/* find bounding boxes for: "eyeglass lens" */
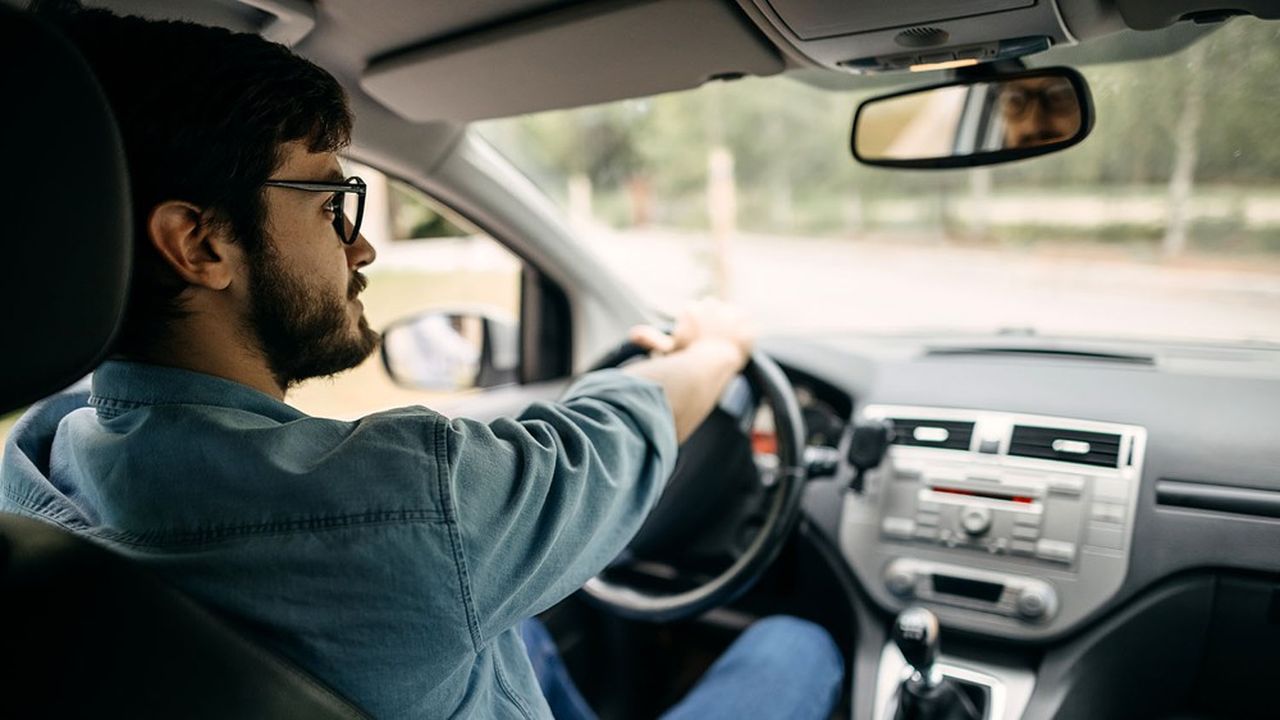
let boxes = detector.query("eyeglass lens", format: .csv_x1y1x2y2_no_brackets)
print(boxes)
334,188,364,245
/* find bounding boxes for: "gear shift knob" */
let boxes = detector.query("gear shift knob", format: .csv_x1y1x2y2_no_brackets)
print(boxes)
893,606,941,680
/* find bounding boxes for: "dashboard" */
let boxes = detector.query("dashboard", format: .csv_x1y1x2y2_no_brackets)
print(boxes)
763,332,1280,642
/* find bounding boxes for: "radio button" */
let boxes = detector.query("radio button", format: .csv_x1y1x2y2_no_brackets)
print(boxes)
1010,539,1036,556
914,526,939,541
882,517,916,540
1016,586,1056,620
1090,503,1125,523
960,507,992,536
1086,523,1124,550
1035,539,1077,564
1013,514,1042,530
1011,525,1039,540
1047,476,1084,496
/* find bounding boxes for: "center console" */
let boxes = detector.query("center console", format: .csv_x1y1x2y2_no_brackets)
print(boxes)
838,405,1147,640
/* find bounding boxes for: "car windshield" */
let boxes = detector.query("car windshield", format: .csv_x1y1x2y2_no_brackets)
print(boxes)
476,17,1280,345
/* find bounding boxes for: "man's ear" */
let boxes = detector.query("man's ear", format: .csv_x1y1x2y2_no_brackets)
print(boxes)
146,201,238,291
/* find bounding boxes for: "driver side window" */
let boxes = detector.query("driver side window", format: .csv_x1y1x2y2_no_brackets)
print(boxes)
288,160,524,419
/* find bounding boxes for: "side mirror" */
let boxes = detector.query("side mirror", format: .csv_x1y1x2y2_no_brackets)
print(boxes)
851,67,1094,169
381,309,518,392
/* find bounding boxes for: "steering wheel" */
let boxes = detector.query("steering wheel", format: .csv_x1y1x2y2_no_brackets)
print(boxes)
581,343,807,622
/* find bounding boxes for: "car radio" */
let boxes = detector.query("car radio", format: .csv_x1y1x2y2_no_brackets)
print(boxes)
838,405,1147,639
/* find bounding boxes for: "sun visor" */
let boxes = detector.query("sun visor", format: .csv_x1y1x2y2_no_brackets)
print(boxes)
1113,0,1280,29
360,0,785,122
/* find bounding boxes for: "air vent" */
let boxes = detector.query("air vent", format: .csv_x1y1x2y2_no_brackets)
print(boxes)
1009,426,1122,468
890,418,974,451
895,26,950,48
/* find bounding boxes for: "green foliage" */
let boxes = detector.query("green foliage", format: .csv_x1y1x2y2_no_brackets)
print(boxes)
476,17,1280,250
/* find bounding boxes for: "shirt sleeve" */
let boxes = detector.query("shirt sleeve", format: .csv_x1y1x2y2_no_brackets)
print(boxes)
444,369,677,644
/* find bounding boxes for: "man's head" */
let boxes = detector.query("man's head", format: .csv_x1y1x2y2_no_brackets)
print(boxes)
997,76,1082,150
39,4,378,391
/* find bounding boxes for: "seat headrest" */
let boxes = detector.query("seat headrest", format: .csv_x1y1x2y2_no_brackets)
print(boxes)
1,5,131,415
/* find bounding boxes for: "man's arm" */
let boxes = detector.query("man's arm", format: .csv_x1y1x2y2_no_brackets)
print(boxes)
622,298,755,443
621,339,744,443
445,299,752,641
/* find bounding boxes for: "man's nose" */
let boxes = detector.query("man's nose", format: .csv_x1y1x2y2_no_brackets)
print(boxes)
345,222,376,269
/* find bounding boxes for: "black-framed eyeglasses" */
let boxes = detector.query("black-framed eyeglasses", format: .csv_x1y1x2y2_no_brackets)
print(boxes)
998,81,1078,119
263,175,367,245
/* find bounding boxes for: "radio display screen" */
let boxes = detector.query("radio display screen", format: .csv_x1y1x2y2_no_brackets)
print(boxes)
932,574,1004,602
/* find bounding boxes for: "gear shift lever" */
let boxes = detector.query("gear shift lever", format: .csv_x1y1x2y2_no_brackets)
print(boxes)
893,606,943,688
891,607,982,720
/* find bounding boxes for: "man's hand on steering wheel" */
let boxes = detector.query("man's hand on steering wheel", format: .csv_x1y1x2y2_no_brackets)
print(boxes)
583,300,807,622
622,298,756,443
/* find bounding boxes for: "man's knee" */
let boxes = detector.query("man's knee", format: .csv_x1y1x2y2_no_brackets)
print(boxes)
738,615,845,684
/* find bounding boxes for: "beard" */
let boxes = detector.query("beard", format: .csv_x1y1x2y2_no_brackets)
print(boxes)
243,243,380,389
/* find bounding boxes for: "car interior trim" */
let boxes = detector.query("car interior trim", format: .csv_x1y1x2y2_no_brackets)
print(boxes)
1155,479,1280,520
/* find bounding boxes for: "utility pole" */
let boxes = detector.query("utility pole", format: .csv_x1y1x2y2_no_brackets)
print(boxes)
1163,41,1206,258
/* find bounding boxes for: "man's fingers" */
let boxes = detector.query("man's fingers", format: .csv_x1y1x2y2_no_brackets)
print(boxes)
629,325,677,354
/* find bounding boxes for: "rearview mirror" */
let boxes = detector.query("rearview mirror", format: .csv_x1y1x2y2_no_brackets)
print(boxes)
851,67,1093,169
381,309,518,392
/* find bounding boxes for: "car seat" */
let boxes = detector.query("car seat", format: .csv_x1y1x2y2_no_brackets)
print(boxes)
0,6,368,717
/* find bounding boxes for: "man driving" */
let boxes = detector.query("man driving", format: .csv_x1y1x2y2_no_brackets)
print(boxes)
1,5,842,719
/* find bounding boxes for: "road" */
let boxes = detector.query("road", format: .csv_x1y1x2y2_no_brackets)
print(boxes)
581,228,1280,343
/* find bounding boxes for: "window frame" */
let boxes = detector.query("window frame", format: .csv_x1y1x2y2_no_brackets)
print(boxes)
347,158,574,387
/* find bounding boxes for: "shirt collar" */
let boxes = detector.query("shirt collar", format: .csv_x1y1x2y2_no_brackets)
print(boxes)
89,360,307,422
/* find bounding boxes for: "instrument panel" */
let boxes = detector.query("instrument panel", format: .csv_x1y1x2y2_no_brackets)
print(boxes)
837,404,1147,639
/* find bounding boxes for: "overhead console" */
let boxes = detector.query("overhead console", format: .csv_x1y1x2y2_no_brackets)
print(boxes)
739,0,1084,72
838,404,1147,640
736,0,1280,73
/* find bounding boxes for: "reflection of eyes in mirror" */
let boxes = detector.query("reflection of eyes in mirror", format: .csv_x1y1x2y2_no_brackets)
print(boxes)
852,70,1088,166
995,77,1081,150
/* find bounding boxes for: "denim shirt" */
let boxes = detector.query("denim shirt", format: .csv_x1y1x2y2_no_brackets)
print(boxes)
0,360,677,719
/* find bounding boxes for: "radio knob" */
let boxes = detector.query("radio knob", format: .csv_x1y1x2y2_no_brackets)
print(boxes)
1016,585,1055,620
960,506,992,536
885,566,918,598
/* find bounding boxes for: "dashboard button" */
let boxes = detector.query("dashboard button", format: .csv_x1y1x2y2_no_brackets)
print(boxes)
1010,539,1036,556
1016,585,1056,620
882,517,916,540
1090,503,1125,523
1011,525,1039,540
1035,539,1076,563
1013,513,1042,528
1047,476,1084,496
1086,523,1124,550
914,525,939,541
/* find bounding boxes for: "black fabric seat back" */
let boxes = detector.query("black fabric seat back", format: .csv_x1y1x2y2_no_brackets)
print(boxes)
0,512,370,719
0,7,366,717
2,2,130,413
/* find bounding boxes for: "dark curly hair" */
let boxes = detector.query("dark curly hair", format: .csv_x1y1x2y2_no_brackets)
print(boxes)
32,1,353,357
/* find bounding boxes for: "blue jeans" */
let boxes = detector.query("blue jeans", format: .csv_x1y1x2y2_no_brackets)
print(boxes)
520,615,845,720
